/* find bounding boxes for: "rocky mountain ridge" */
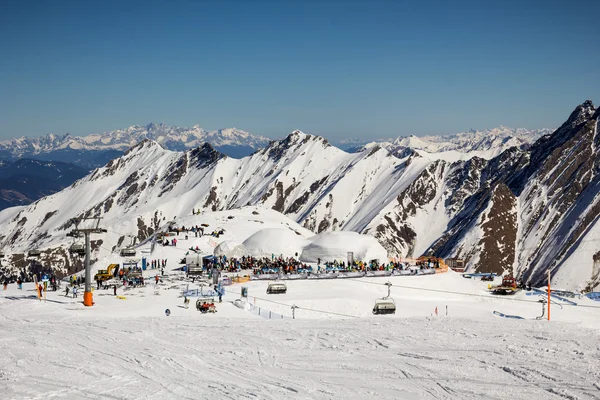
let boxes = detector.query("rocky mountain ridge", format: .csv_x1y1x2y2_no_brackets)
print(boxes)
0,102,597,291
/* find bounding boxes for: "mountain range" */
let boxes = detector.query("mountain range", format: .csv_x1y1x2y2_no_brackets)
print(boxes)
352,126,552,157
0,102,597,291
0,124,547,212
0,123,272,167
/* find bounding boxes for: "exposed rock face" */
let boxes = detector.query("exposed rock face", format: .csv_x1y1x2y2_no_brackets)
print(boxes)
477,184,517,275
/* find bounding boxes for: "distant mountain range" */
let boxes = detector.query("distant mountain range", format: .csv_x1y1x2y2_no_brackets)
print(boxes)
349,127,553,158
0,123,272,167
0,159,88,210
0,101,598,292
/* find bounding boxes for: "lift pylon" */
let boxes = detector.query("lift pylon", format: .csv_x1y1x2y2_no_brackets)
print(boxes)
68,218,107,306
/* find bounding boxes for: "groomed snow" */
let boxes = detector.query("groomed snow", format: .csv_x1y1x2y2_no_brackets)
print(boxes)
2,271,600,400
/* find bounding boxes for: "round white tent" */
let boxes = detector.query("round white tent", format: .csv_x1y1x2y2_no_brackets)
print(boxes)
242,228,310,258
300,231,388,263
213,240,248,258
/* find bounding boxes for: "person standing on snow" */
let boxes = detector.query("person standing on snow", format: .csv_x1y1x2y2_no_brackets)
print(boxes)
72,286,78,298
113,285,117,296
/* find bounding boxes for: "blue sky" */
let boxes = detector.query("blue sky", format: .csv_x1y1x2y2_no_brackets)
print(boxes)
1,0,599,141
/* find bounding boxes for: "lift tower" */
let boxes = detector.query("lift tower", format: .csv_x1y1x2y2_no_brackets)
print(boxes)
68,218,107,306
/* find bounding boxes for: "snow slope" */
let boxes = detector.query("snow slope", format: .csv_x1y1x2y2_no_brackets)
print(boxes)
1,268,600,399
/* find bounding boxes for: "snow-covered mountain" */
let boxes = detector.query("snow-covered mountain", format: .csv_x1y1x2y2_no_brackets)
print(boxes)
357,126,552,160
0,123,271,161
0,102,597,291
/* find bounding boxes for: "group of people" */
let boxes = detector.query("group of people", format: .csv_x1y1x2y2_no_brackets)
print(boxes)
167,224,206,237
199,254,444,276
150,259,167,269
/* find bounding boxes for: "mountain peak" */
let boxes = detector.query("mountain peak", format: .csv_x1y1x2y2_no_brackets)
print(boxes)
123,139,162,156
559,100,596,132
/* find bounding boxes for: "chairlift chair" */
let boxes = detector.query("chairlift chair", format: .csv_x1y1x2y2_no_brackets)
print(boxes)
372,298,396,315
120,247,137,257
28,249,41,258
373,281,395,315
69,242,85,256
266,282,287,294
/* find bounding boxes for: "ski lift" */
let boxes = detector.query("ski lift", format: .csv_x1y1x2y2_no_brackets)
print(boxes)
120,247,137,257
120,235,137,257
28,249,41,258
373,281,396,315
266,281,287,294
69,240,85,256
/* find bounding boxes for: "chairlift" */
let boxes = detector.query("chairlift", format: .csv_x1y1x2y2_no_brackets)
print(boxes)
28,249,41,258
69,242,85,256
372,298,396,315
120,247,137,257
120,235,137,257
266,281,287,294
372,281,396,315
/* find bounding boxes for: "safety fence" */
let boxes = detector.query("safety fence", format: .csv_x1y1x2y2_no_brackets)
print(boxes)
246,302,286,319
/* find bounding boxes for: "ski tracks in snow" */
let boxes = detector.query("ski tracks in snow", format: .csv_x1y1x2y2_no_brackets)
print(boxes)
1,314,600,399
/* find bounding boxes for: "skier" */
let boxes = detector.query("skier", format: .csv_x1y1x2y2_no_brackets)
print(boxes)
65,286,70,297
72,286,78,298
113,285,117,296
184,296,190,309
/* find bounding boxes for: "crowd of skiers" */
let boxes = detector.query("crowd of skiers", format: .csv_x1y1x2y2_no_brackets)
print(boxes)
201,254,443,275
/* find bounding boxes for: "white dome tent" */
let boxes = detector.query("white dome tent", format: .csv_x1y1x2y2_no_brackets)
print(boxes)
213,240,248,258
300,231,388,263
242,228,310,258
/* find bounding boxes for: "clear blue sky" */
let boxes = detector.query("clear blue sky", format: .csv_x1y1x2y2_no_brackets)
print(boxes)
1,0,599,141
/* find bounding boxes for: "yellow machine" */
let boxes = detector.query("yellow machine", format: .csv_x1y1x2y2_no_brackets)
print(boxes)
94,264,119,282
